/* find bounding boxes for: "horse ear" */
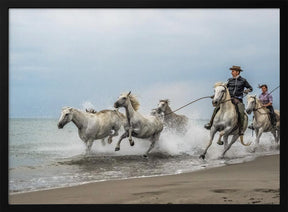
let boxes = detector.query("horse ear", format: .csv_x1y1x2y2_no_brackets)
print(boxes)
128,91,131,96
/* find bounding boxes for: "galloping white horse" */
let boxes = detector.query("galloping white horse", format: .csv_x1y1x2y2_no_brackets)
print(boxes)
246,95,280,150
157,99,189,134
57,107,126,154
114,92,164,157
200,82,251,159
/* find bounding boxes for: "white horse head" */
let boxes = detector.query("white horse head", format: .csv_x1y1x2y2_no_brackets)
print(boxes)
157,99,170,113
212,82,228,107
150,108,164,120
57,107,73,129
114,91,140,111
246,95,257,114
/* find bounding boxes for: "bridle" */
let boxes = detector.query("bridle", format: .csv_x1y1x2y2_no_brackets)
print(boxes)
250,96,269,115
214,85,228,106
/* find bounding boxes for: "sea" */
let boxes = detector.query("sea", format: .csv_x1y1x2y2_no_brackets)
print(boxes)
9,118,279,194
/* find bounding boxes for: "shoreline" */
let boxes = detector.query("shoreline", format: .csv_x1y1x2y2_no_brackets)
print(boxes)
9,154,280,204
10,153,260,196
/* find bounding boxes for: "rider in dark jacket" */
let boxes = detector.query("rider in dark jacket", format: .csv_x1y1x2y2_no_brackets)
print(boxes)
204,65,253,136
227,76,253,100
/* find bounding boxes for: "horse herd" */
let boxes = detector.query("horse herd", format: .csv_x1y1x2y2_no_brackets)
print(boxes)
57,82,280,159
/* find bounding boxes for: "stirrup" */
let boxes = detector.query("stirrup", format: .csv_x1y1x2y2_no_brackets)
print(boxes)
239,129,244,136
204,123,211,130
248,124,254,130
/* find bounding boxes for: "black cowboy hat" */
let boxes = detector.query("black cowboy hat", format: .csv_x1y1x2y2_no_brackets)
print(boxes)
229,65,243,72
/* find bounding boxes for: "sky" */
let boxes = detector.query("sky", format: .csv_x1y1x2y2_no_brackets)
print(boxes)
9,9,280,119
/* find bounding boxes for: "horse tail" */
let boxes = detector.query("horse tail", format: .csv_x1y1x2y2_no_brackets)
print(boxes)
274,110,280,122
239,135,252,146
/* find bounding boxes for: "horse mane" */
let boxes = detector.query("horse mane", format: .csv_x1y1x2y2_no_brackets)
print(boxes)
123,92,140,111
247,95,270,113
247,95,263,106
255,96,269,112
160,99,170,105
98,109,111,114
62,106,73,112
213,82,226,88
214,82,232,100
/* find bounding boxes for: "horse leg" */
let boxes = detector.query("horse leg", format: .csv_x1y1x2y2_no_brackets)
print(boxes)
276,129,280,143
217,133,224,145
101,139,106,146
253,128,263,152
217,126,233,145
221,134,239,158
223,135,229,149
108,129,119,144
271,129,278,145
144,133,160,157
199,127,217,160
86,139,94,155
115,131,129,151
144,140,155,158
128,127,134,146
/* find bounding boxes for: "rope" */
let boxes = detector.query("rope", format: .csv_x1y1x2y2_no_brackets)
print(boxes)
268,85,280,95
164,85,279,116
165,95,213,115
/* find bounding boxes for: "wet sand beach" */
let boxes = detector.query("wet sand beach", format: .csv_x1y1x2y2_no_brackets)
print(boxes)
9,154,279,204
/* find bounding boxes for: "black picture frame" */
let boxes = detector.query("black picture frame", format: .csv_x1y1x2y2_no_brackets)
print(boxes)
1,0,287,211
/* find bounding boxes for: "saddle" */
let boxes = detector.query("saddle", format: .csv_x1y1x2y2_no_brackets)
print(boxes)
231,98,248,133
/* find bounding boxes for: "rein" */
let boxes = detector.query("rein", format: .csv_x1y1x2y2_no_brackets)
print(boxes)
252,105,270,115
164,85,279,116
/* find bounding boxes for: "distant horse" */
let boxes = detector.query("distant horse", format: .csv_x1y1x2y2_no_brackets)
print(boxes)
114,92,164,157
200,82,251,159
150,108,164,121
57,107,126,154
246,95,280,151
157,99,188,134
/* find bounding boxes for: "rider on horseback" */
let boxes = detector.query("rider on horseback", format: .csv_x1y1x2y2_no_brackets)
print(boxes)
204,65,253,135
258,84,277,128
248,84,277,130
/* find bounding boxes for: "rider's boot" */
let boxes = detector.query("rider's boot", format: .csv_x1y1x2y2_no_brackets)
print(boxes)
248,123,254,130
204,106,219,130
271,115,277,130
239,126,244,136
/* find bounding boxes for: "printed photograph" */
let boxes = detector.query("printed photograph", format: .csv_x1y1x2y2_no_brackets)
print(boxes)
8,8,280,204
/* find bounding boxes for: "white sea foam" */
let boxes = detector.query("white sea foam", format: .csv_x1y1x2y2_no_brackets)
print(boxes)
9,117,279,194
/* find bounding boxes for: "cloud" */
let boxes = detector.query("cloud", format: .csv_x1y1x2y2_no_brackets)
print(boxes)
9,9,280,118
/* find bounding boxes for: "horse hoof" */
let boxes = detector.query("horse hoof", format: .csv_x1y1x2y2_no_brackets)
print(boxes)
199,154,205,160
217,141,224,145
115,147,120,151
130,142,135,146
143,154,148,158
